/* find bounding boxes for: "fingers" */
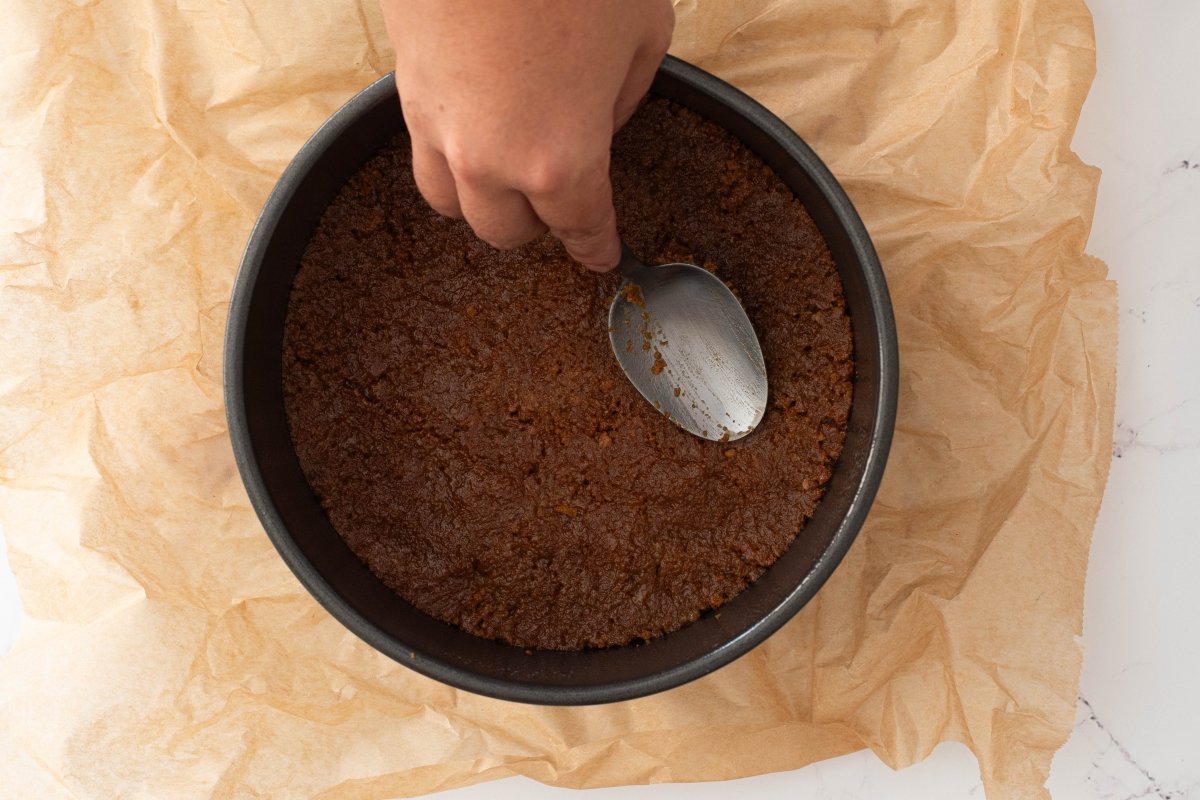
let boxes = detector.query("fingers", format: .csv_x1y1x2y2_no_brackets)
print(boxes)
417,137,615,266
526,158,621,272
408,110,622,269
415,135,548,252
411,137,462,218
614,4,674,131
612,50,663,133
455,179,548,251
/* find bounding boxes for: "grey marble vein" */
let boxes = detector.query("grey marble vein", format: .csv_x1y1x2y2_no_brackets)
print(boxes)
1112,399,1200,458
1162,159,1200,176
1078,696,1197,800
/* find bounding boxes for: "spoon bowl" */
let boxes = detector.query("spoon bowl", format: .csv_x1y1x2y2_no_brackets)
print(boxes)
608,245,768,441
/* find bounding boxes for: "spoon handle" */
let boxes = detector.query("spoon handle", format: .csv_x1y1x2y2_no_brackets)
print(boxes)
618,242,650,282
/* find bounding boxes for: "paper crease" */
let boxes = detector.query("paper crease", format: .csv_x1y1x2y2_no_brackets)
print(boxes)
0,0,1114,798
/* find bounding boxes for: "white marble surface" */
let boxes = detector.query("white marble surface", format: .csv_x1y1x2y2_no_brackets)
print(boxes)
1,0,1197,797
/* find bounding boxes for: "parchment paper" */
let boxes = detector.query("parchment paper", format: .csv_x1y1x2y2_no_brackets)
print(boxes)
0,0,1115,797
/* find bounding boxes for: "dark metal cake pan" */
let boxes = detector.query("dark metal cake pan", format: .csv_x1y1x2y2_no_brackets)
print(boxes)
224,55,898,705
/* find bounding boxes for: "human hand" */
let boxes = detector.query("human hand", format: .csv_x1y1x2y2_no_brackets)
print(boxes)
380,0,675,271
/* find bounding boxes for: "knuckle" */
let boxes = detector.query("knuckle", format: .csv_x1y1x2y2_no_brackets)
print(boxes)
560,220,610,244
556,203,616,242
442,141,489,184
524,149,607,198
524,158,571,197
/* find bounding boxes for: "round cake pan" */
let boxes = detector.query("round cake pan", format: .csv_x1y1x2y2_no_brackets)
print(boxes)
224,55,898,705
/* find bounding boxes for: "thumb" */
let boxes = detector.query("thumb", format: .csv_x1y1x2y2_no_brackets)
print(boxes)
527,162,622,272
556,203,621,272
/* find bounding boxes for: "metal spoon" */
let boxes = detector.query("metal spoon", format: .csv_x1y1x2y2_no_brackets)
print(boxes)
608,244,768,441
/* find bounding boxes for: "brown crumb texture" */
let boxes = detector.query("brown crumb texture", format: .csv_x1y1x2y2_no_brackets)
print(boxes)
650,349,667,375
282,98,854,651
622,283,646,308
